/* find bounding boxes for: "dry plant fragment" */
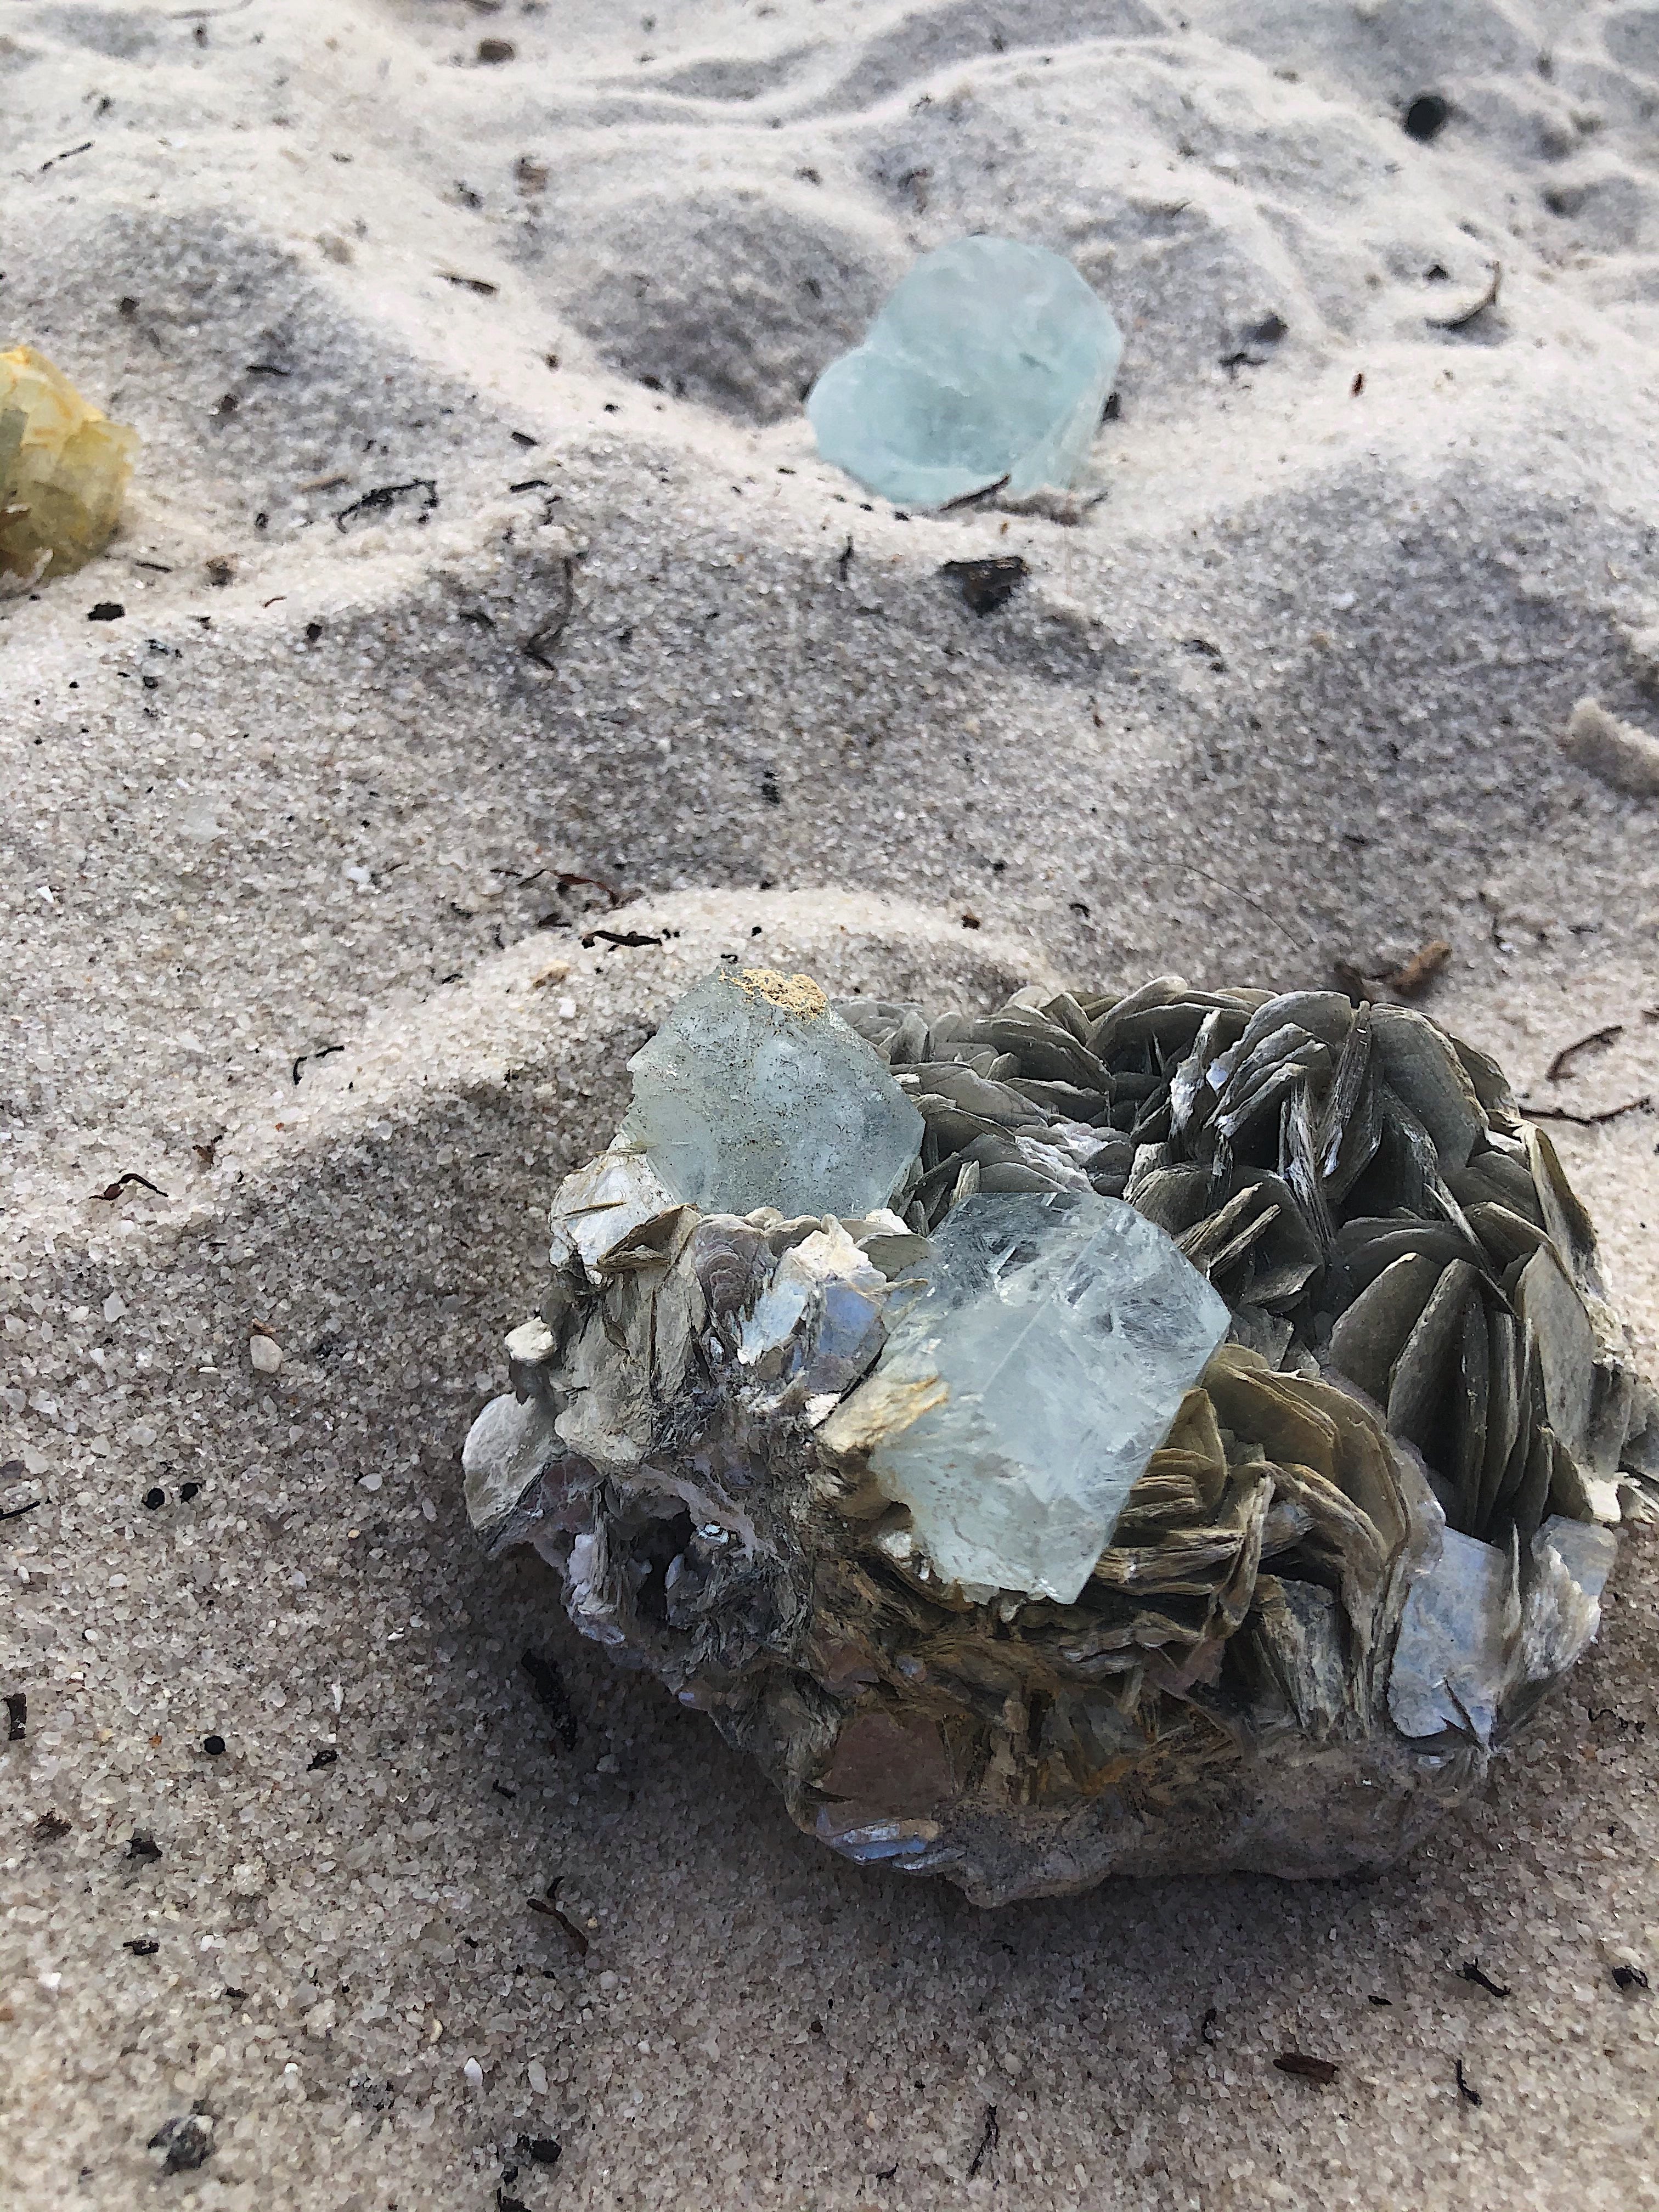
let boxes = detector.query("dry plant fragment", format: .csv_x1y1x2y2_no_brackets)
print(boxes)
0,345,137,586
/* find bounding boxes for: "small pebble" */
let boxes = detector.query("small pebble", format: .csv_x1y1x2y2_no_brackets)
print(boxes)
527,2059,548,2094
202,1734,226,1757
463,2056,484,2090
249,1334,283,1375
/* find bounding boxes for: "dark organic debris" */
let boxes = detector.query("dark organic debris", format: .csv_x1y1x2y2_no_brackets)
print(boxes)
1336,939,1452,1003
478,38,516,63
127,1831,162,1863
939,471,1012,511
125,1938,160,1956
520,1647,581,1748
33,1812,72,1844
1390,938,1453,997
1404,94,1451,142
202,1734,227,1757
522,558,575,669
148,2115,213,2174
527,1891,590,1956
966,2104,1000,2180
1523,1095,1652,1127
1429,263,1502,332
582,928,663,951
94,1172,166,1201
836,534,855,581
1460,1960,1511,1999
1274,2052,1339,2085
307,1746,338,1771
1547,1024,1623,1082
1200,2006,1219,2044
1221,314,1287,373
0,1497,43,1523
553,870,622,909
1612,1964,1650,1993
334,478,438,532
440,271,500,295
5,1692,25,1741
517,2135,562,2168
1455,2057,1482,2107
87,601,125,621
941,555,1028,615
1351,371,1365,397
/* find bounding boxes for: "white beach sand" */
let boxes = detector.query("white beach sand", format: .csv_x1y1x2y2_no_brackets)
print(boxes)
4,1,1659,2205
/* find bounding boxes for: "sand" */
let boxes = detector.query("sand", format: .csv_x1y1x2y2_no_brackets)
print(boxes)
4,0,1659,2205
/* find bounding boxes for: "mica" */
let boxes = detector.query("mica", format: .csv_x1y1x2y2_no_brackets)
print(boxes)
0,345,137,586
470,970,1649,1903
619,966,923,1221
805,237,1122,510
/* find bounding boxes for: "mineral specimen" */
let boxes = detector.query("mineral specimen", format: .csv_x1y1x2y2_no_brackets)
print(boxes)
826,1191,1229,1604
806,237,1123,510
466,969,1654,1903
0,346,137,587
618,965,923,1220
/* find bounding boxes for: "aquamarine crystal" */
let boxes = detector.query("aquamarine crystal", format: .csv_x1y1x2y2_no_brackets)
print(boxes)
619,967,923,1221
827,1190,1230,1603
806,237,1123,510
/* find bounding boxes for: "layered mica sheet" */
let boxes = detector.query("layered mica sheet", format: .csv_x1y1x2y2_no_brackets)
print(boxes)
466,972,1652,1903
0,345,136,586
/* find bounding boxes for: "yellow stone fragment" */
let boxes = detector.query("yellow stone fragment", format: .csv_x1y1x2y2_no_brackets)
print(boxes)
0,345,137,586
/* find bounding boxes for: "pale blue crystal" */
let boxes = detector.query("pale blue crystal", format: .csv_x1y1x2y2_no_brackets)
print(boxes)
619,967,923,1221
844,1190,1229,1604
806,236,1123,510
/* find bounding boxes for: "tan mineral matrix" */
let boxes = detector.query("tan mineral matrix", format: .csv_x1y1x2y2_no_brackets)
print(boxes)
0,345,136,586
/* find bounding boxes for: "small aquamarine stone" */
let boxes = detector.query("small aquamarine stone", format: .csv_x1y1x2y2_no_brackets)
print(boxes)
619,967,923,1221
806,236,1122,510
842,1190,1229,1603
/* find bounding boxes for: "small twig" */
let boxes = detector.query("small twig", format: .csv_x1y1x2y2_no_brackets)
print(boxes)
1429,261,1501,331
1455,2057,1482,2107
582,928,663,950
1523,1095,1652,1127
1546,1023,1623,1082
938,472,1011,513
966,2104,1000,2180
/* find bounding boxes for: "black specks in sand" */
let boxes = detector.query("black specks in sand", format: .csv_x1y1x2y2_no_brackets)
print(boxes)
1404,94,1451,142
941,556,1028,616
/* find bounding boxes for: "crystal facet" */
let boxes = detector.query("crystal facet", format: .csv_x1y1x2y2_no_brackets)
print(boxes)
823,1189,1232,1603
0,345,137,586
619,966,923,1221
806,236,1122,510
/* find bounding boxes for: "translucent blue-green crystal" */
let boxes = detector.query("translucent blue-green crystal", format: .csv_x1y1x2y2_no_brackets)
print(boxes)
806,236,1122,510
619,967,923,1221
854,1190,1229,1603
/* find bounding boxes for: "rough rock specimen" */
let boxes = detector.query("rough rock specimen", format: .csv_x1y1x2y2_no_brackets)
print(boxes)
806,237,1122,510
0,346,137,586
466,968,1654,1903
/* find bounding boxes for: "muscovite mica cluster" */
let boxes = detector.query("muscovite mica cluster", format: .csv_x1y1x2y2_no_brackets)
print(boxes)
466,966,1654,1903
